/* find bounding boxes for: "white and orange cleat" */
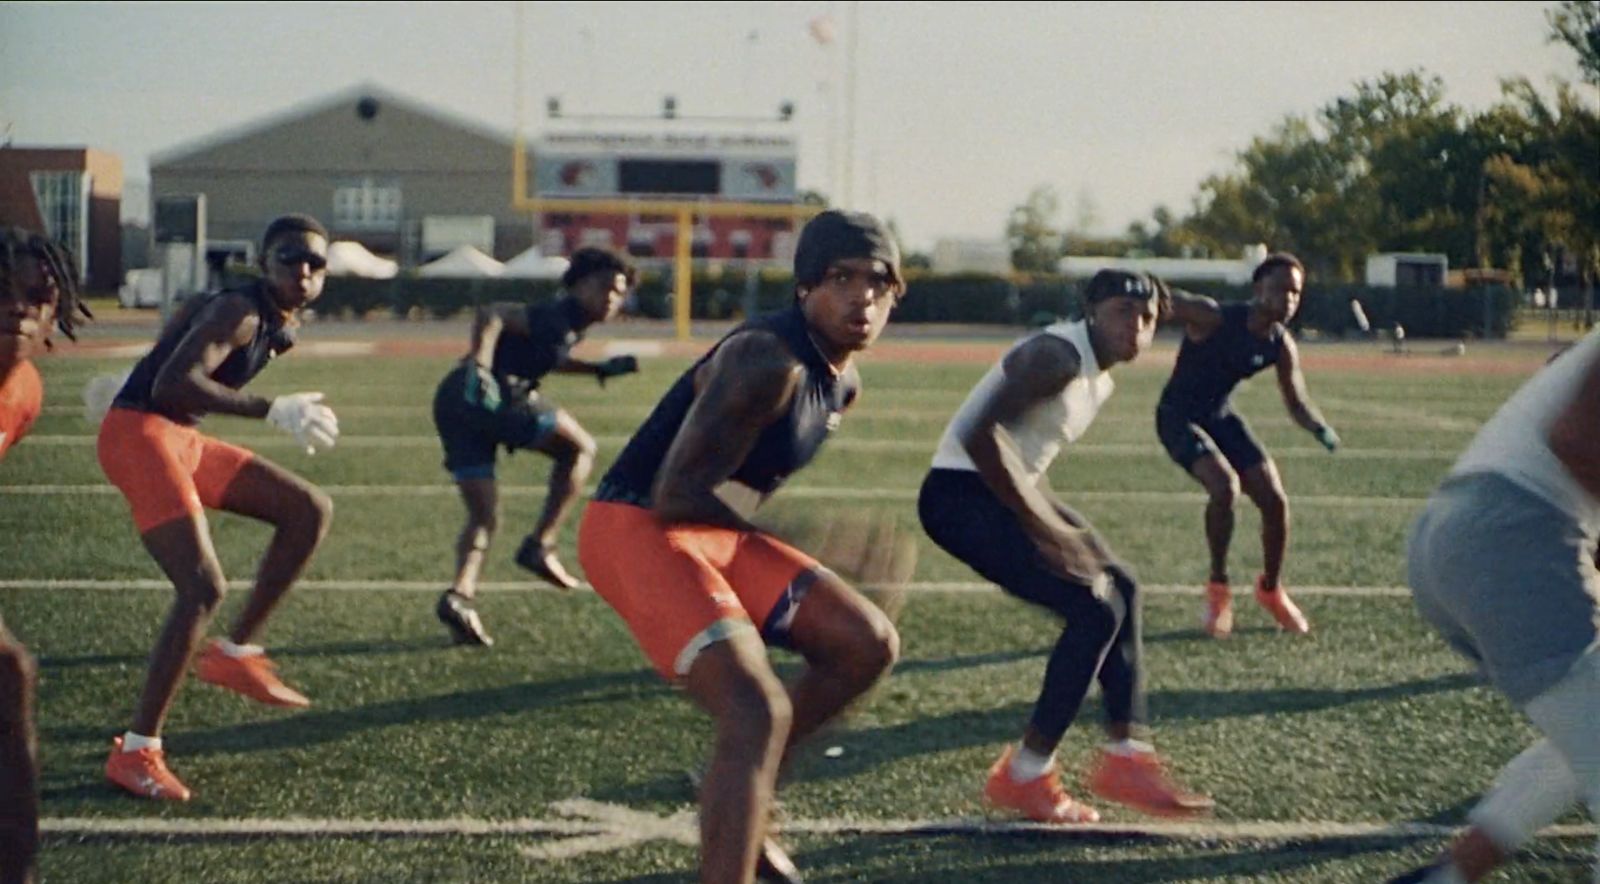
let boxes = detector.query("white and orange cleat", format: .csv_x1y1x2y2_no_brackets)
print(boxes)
1086,746,1213,818
105,736,192,801
195,640,311,708
983,746,1100,824
1201,580,1233,638
1254,576,1311,634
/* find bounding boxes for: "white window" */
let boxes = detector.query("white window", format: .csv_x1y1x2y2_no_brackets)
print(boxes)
540,229,566,255
29,171,90,280
579,227,614,247
333,179,402,230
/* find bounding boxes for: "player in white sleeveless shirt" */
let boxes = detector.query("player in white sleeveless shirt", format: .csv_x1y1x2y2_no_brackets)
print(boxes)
919,269,1212,824
1393,331,1600,883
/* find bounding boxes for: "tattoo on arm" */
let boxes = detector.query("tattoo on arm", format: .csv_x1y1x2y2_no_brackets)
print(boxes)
652,331,802,530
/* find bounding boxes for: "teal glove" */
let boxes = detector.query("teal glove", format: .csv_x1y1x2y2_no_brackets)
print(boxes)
1314,424,1340,452
463,362,502,411
595,355,639,387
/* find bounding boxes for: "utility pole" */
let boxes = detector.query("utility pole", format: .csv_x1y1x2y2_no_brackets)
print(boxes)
842,0,859,206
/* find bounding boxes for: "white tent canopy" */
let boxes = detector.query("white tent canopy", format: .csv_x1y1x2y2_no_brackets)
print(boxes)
326,241,398,279
417,245,504,278
500,247,570,280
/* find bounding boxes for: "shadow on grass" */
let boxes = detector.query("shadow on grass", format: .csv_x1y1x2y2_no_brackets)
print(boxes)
179,668,661,759
760,670,1479,786
37,636,447,673
1144,625,1283,644
883,648,1042,676
1150,671,1478,723
788,832,1436,883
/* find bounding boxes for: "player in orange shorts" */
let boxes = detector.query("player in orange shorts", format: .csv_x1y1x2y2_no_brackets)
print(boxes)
0,226,88,884
92,214,340,801
578,210,905,884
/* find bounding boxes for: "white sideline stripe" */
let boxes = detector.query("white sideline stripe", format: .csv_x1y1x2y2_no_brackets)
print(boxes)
1320,397,1481,432
86,342,375,359
0,484,1430,507
37,815,1598,842
600,341,662,357
16,435,1456,459
38,404,1485,429
0,578,1418,597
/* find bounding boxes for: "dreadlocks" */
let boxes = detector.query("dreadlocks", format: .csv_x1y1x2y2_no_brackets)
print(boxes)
0,226,92,345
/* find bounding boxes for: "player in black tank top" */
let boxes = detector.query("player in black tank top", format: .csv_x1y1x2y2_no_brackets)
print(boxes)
577,210,904,884
92,215,341,802
431,247,639,646
1157,253,1339,639
594,302,859,508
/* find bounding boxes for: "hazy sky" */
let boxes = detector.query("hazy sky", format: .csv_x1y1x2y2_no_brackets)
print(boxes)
0,1,1584,252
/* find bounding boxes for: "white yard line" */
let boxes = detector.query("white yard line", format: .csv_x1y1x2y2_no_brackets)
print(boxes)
16,434,1456,459
39,802,1597,846
37,404,1488,431
0,484,1430,507
0,578,1418,597
1318,397,1482,432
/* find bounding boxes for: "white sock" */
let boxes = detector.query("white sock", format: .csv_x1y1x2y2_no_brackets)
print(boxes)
121,731,161,752
1105,738,1154,757
1467,738,1578,852
215,638,264,658
1007,745,1055,782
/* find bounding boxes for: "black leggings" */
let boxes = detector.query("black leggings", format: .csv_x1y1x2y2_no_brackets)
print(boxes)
918,469,1145,747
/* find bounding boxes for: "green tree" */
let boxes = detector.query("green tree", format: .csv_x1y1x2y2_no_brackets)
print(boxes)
1480,76,1600,301
1006,185,1064,272
1548,0,1600,85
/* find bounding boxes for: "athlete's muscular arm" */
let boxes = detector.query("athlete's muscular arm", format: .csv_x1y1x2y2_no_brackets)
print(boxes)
960,334,1105,583
1165,287,1223,341
149,294,273,419
1548,343,1600,500
1273,332,1333,436
467,303,530,368
653,331,802,532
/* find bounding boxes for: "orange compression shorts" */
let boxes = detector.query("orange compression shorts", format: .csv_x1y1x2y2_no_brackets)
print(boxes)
97,407,255,533
577,499,825,680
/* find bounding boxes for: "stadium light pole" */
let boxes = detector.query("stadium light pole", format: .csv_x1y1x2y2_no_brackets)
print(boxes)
842,0,859,206
513,2,527,218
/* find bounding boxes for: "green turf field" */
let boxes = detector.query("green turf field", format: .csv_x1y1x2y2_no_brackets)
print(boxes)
2,335,1592,882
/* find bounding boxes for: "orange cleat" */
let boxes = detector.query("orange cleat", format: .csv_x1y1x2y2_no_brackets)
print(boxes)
195,640,310,708
1087,747,1213,818
105,736,192,801
1202,580,1233,638
983,747,1100,824
1254,576,1310,634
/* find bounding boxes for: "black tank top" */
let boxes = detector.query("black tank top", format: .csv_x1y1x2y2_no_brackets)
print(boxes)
1159,302,1284,415
595,305,859,507
493,296,588,391
113,284,295,425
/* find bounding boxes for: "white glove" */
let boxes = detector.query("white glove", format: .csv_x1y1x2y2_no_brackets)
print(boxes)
267,392,340,455
82,369,133,426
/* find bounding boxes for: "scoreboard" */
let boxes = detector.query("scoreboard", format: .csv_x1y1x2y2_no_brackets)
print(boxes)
534,132,797,203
